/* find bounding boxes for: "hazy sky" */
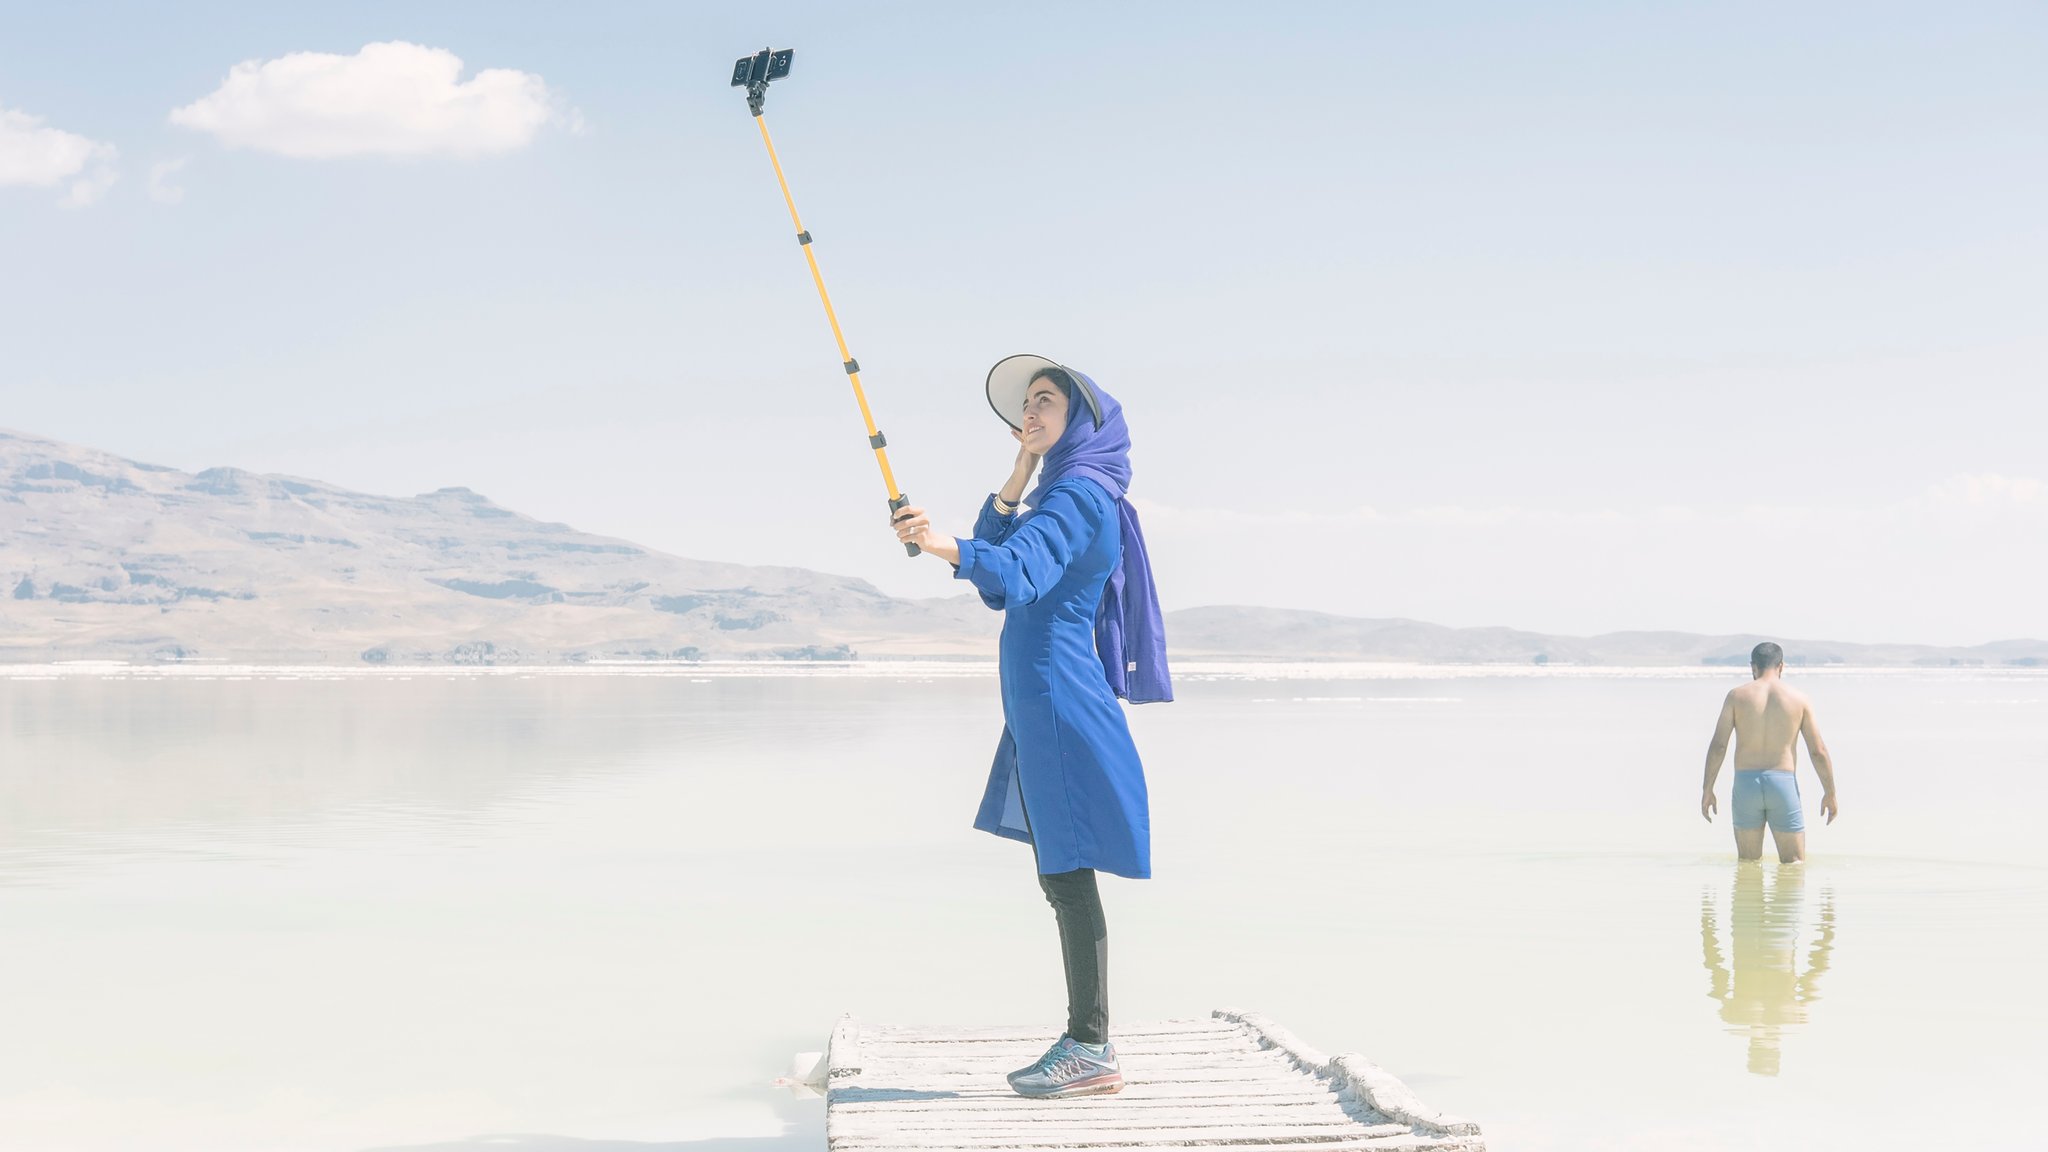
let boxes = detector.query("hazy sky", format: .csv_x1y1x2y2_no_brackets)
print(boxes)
4,2,2044,644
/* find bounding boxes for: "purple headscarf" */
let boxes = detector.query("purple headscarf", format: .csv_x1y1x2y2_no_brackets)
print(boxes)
1027,369,1173,704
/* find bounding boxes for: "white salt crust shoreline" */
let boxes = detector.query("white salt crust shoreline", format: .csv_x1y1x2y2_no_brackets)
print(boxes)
2,661,2044,682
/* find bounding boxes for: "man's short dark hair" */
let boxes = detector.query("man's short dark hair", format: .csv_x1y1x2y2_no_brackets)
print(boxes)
1751,642,1784,670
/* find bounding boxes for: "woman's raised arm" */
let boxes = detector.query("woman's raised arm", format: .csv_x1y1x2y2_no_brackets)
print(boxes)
951,481,1111,611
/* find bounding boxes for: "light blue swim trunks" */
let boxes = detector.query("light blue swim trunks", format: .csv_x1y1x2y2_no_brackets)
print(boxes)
1732,769,1804,833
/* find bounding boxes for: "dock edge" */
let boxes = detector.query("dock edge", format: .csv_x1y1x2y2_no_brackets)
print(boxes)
826,1012,863,1084
1214,1008,1483,1139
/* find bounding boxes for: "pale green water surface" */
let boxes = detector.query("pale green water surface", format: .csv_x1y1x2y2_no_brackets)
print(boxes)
1,665,2043,1151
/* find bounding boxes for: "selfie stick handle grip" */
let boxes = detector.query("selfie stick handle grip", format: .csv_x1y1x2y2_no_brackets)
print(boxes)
889,494,921,557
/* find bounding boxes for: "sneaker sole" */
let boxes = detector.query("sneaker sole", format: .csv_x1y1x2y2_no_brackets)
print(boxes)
1019,1072,1125,1099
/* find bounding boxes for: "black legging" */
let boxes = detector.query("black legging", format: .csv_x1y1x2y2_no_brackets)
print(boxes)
1037,868,1109,1045
1018,791,1109,1046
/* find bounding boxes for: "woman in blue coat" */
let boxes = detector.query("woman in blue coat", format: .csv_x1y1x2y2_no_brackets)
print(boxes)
891,354,1172,1099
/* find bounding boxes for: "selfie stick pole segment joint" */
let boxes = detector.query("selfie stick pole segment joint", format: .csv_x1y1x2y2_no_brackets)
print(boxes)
733,46,918,557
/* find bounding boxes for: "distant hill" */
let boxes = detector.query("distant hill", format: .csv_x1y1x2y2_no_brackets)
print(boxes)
1164,606,2048,668
0,428,993,664
4,428,2042,667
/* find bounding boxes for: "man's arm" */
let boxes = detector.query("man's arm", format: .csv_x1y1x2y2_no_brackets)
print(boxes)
1702,692,1736,821
1801,704,1839,824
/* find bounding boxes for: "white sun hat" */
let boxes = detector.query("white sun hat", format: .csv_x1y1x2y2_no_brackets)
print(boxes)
984,353,1103,432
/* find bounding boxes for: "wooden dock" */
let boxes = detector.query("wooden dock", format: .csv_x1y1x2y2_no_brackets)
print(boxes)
822,1009,1484,1150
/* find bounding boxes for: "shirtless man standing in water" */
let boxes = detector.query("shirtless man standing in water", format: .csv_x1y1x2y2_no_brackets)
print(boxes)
1700,643,1840,862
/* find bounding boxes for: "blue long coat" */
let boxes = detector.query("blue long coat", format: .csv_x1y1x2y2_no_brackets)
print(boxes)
953,478,1152,879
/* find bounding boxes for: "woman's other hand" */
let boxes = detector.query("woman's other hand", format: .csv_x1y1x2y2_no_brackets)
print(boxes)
890,505,961,564
1011,428,1041,482
999,429,1040,508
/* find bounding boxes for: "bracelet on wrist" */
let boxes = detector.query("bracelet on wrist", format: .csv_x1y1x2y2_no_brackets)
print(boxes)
992,494,1016,515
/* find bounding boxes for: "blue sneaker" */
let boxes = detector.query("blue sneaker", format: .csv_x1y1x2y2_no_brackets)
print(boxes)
1007,1034,1123,1098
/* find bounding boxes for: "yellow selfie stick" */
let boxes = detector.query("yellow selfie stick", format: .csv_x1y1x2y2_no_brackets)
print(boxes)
731,47,917,556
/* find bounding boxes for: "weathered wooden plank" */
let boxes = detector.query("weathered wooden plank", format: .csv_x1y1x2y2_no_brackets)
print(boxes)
866,1032,1246,1045
831,1083,1352,1106
830,1093,1355,1113
833,1134,1469,1151
830,1118,1383,1139
865,1036,1250,1050
823,1139,1466,1147
871,1028,1240,1037
861,1034,1247,1051
863,1039,1257,1057
830,1115,1399,1137
823,1106,1384,1131
863,1054,1308,1075
860,1024,1228,1045
854,1049,1295,1072
866,1022,1236,1042
852,1053,1310,1076
831,1127,1415,1148
827,1139,1458,1147
849,1067,1315,1088
823,1090,1351,1106
862,1049,1261,1065
863,1037,1275,1055
823,1123,1400,1139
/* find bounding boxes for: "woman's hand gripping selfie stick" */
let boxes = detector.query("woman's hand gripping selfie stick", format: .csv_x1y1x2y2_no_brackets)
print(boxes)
731,47,918,556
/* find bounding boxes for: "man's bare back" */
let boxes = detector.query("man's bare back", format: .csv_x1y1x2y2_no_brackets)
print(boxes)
1725,677,1813,772
1700,643,1840,862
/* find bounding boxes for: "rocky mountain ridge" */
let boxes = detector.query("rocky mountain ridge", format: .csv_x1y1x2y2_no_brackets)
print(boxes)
0,428,991,663
5,428,2042,667
1165,606,2048,668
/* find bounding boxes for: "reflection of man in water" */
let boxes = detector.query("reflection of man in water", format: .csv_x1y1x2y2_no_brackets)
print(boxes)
1701,864,1836,1075
1700,642,1840,862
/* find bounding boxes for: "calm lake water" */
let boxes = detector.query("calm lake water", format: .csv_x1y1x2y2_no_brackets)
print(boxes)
2,664,2044,1152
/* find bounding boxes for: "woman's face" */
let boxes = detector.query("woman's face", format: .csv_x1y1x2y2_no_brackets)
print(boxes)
1020,378,1068,453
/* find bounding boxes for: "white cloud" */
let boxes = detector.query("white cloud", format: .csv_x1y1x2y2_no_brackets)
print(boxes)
1921,473,2045,507
146,157,188,204
169,41,568,159
0,106,119,206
